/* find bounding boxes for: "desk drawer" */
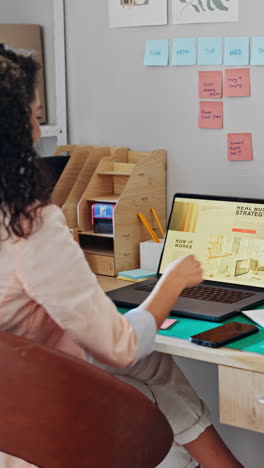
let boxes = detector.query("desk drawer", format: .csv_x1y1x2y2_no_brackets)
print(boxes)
84,253,115,276
219,366,264,433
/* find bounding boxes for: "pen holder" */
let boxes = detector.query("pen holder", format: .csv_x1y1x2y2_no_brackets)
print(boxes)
140,239,164,272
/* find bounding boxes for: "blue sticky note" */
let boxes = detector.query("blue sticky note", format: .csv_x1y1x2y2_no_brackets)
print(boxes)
251,37,264,65
198,37,222,65
144,39,169,66
172,38,196,66
224,37,250,66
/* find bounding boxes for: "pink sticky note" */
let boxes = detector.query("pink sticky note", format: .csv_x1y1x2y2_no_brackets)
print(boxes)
228,133,253,161
160,318,178,330
199,101,223,129
224,68,250,97
199,71,222,99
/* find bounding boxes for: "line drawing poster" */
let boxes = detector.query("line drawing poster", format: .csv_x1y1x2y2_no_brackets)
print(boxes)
109,0,167,28
172,0,238,24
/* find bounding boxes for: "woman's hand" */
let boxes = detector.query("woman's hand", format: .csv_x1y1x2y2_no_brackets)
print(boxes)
141,255,203,329
162,255,203,290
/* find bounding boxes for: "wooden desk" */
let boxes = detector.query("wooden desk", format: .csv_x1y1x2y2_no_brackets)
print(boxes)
97,275,264,434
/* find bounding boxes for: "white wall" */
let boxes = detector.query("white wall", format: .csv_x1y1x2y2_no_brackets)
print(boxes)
64,1,264,467
65,0,264,212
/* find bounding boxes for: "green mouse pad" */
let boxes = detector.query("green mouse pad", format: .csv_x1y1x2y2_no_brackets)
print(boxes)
118,305,264,355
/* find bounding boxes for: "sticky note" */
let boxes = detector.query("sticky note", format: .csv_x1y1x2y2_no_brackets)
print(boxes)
251,37,264,65
199,101,223,129
160,318,178,330
199,71,222,99
224,68,250,97
228,133,253,161
198,37,222,65
224,37,250,66
144,39,169,66
172,38,196,65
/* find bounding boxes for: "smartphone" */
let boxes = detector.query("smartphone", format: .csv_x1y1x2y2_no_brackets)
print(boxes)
189,322,259,348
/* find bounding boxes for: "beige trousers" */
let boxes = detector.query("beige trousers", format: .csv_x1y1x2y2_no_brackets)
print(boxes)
96,351,211,468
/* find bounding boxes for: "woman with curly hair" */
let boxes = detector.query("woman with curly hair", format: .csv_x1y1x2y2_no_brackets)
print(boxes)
0,44,244,468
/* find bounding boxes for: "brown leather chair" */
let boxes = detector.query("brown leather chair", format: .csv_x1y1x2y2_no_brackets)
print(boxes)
0,330,173,468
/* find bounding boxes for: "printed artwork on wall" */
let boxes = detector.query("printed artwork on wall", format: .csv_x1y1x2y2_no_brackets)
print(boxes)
172,0,238,24
109,0,167,28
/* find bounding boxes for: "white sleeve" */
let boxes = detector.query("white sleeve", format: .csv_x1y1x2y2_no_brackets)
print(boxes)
15,205,156,367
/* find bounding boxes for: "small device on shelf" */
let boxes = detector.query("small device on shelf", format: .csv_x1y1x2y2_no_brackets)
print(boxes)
91,203,116,234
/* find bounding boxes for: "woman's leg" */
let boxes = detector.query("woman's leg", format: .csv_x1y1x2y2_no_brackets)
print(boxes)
90,351,244,468
184,425,244,468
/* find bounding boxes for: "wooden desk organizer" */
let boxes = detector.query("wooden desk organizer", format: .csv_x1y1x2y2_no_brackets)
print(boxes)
53,146,166,276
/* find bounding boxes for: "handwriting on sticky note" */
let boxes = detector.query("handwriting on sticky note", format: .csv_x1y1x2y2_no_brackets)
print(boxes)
224,69,250,97
199,71,222,99
144,39,169,66
172,38,196,65
228,133,253,161
224,37,249,66
251,37,264,65
199,101,223,129
198,37,222,65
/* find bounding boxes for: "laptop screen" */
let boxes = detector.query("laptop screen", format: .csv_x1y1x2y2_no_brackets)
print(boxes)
159,194,264,289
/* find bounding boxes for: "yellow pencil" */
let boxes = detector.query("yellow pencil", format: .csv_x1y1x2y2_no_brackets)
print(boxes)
137,212,160,243
151,208,165,238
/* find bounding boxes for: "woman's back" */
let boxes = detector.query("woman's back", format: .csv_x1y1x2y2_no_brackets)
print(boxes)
0,205,84,357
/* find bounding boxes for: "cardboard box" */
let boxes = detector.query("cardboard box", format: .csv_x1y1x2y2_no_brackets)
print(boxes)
0,24,47,124
140,239,164,272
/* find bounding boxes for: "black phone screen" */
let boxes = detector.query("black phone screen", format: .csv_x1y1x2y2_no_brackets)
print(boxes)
190,321,258,348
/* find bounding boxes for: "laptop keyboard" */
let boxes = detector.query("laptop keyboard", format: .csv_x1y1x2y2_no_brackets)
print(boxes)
136,283,255,304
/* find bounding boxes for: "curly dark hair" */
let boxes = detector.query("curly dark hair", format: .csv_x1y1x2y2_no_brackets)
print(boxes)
0,43,51,240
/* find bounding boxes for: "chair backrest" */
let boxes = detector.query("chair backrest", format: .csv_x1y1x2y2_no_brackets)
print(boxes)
0,331,173,468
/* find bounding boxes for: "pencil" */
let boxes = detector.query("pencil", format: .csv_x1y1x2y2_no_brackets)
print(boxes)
137,212,160,243
151,208,165,238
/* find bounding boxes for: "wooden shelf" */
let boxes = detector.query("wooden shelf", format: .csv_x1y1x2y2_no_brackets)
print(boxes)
88,195,119,203
96,162,135,177
81,230,114,238
83,247,114,257
79,233,114,258
98,172,130,176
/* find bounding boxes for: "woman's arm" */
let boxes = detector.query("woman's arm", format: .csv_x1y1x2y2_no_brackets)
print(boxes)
142,256,203,328
15,205,156,368
15,205,202,368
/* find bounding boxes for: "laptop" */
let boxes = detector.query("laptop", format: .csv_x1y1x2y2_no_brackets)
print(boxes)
107,193,264,322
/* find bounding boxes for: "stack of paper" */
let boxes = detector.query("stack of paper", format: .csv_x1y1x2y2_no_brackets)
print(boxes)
242,309,264,329
117,268,156,282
